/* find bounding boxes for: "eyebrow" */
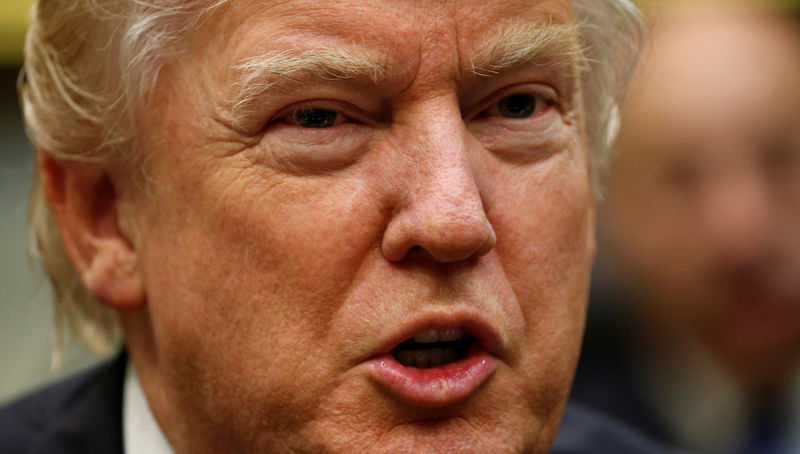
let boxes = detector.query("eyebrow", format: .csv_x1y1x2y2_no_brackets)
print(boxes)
469,22,585,77
227,22,583,116
229,47,387,113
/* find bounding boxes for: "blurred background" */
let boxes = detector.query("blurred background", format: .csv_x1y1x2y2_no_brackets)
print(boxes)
0,0,99,405
571,1,800,453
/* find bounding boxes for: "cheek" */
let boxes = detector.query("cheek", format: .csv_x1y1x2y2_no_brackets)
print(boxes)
134,165,385,445
488,155,595,411
492,157,594,318
141,164,373,330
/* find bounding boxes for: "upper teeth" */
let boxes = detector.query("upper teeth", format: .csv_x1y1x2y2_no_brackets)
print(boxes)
413,329,465,343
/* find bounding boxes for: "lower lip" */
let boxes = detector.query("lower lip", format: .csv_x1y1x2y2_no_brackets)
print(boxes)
367,346,497,407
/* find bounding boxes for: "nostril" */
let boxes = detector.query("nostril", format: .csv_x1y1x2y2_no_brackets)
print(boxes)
478,222,497,256
425,220,495,263
381,213,495,263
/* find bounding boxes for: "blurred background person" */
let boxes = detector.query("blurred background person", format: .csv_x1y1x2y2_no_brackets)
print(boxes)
571,1,800,453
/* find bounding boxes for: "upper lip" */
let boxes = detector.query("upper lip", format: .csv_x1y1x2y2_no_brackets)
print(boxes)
370,309,503,360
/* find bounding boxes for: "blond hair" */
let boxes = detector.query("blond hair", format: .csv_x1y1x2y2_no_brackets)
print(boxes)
21,0,644,357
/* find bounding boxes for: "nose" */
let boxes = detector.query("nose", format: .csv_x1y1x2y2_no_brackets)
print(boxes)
381,107,496,263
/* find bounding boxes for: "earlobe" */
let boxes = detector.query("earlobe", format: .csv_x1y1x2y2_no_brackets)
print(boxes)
38,152,145,310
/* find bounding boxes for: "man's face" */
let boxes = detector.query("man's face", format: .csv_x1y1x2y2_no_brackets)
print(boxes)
124,0,593,452
606,10,800,387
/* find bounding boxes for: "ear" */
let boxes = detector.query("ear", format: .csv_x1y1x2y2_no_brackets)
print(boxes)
38,152,145,310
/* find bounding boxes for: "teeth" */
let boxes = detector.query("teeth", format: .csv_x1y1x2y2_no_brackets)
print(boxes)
396,348,460,368
413,329,465,343
394,328,470,368
413,330,440,343
440,329,465,342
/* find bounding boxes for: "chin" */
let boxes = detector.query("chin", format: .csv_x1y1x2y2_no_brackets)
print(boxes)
290,376,563,454
301,418,551,454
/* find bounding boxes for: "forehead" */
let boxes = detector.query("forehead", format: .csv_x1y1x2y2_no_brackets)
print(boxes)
195,0,575,77
216,0,573,36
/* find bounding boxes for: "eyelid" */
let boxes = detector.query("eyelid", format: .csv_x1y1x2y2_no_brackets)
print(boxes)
466,84,559,121
285,107,347,128
269,100,370,128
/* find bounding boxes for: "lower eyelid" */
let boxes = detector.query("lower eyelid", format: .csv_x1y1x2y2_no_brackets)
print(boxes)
468,110,564,142
265,123,372,148
475,127,568,160
253,126,373,172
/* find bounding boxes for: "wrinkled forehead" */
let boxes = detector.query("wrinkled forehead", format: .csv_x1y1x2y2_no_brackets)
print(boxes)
189,0,579,82
207,0,575,43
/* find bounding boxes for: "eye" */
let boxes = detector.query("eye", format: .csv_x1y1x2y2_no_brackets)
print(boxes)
497,94,544,119
476,92,552,121
286,108,343,128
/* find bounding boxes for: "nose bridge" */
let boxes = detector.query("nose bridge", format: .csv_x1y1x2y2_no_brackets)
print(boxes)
412,109,483,217
381,98,496,263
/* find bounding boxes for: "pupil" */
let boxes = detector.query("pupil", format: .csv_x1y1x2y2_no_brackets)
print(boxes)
498,94,536,118
295,108,337,128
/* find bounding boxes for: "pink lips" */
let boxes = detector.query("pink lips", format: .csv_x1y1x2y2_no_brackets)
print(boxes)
368,345,497,407
366,317,501,407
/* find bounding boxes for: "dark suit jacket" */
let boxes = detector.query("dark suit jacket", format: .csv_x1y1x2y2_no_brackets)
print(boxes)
569,292,677,447
0,352,673,453
0,353,126,454
551,402,678,454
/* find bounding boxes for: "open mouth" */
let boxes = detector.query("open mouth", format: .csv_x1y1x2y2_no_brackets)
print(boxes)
391,329,473,368
369,321,499,406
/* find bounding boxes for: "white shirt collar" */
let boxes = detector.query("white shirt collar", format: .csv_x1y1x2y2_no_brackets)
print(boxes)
123,359,175,454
